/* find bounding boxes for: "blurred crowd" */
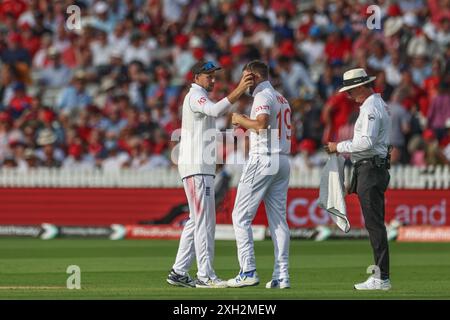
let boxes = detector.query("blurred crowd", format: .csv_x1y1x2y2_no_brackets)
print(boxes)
0,0,449,172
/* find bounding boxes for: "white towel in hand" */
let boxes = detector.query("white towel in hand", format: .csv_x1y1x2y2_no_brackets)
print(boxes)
318,154,350,233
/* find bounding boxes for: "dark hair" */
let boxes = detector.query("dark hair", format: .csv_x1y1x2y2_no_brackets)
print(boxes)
242,60,269,79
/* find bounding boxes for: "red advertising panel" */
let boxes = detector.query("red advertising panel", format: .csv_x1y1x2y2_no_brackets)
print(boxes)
0,188,448,228
247,189,449,228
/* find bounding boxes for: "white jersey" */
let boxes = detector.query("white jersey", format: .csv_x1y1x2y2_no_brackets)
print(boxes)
337,93,391,163
249,81,292,156
178,83,231,179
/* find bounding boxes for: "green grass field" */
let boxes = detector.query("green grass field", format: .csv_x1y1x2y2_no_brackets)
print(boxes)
0,239,449,299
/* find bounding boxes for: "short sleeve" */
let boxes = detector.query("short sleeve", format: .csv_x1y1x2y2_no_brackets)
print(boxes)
252,93,271,116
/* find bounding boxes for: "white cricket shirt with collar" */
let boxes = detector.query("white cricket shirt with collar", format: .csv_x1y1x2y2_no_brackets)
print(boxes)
336,93,391,163
178,83,231,179
249,80,292,156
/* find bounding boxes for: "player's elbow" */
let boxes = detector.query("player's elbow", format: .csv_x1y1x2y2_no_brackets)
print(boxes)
354,137,374,152
255,123,269,133
254,115,269,133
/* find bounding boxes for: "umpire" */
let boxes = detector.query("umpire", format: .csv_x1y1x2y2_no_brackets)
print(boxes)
325,68,392,291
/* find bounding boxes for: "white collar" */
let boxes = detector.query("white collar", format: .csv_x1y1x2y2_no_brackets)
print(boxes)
360,93,381,108
252,81,272,97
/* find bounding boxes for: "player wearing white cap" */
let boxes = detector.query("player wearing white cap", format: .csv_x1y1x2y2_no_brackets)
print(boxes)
167,60,253,288
227,60,292,289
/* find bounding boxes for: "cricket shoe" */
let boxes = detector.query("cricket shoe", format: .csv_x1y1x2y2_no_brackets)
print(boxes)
195,278,228,288
265,278,290,289
354,276,391,291
166,269,195,288
227,270,260,288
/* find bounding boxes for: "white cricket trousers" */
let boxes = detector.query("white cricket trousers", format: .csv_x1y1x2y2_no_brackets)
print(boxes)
172,174,217,281
232,154,290,280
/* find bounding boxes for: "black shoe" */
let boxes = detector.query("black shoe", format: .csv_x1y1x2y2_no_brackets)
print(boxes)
166,269,195,288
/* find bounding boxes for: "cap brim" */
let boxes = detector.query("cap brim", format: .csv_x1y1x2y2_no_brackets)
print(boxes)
201,66,222,74
338,76,376,92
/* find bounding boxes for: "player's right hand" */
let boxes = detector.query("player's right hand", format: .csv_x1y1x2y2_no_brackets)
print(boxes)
237,73,254,91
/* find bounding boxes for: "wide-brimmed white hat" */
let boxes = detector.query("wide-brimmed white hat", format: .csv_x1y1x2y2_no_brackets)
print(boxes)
384,17,403,37
338,68,376,92
37,129,56,146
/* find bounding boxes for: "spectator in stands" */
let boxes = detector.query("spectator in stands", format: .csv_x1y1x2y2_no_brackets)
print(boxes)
320,91,358,144
20,22,41,59
423,57,444,105
134,110,157,139
1,154,17,168
33,34,55,69
146,65,180,112
298,25,325,67
276,55,315,100
87,128,106,159
172,33,196,80
35,129,64,168
127,61,149,111
90,29,113,73
126,137,147,170
389,88,412,164
384,49,403,87
108,22,129,54
383,16,403,52
29,11,52,37
367,40,390,71
273,10,294,41
62,138,95,171
316,62,340,101
103,49,127,84
10,140,27,171
291,138,317,171
20,148,39,171
0,112,12,162
151,33,173,64
141,136,170,170
427,79,450,140
56,71,92,116
37,47,72,88
324,25,351,65
0,0,446,172
162,0,189,24
7,82,32,120
374,70,394,101
0,32,31,66
441,119,450,162
101,141,130,172
123,31,151,67
90,1,117,34
422,129,450,165
410,54,432,88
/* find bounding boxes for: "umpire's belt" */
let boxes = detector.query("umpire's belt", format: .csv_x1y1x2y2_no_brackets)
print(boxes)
354,155,388,169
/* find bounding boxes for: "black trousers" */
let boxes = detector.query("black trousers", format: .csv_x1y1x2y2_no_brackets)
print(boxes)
350,160,390,280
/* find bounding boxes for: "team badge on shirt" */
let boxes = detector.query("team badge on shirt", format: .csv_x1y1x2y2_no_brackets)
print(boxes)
198,97,207,105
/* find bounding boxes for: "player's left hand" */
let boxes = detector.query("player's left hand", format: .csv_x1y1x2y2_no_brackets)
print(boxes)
324,142,338,154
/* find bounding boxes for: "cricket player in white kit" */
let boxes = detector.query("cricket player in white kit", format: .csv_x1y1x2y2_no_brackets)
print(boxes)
227,60,292,289
167,60,253,288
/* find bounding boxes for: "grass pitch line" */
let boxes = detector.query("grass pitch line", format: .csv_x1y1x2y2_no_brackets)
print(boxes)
0,286,66,290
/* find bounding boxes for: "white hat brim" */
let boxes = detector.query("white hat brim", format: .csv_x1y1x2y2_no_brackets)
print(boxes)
338,76,376,93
